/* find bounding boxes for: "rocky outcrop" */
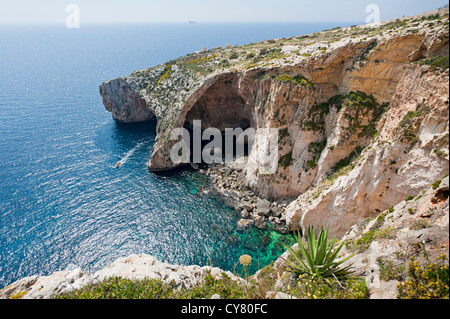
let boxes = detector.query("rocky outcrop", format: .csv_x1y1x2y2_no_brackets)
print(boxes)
259,175,449,299
100,63,206,170
0,254,242,299
100,77,154,123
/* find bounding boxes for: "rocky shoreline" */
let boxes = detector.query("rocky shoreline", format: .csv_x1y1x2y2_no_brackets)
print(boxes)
199,159,290,234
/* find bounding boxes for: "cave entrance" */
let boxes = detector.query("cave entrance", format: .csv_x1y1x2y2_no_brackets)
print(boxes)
184,76,255,165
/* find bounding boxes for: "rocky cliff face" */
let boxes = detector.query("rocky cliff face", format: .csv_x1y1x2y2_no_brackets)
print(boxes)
285,61,449,237
2,10,448,300
100,10,449,238
267,176,449,299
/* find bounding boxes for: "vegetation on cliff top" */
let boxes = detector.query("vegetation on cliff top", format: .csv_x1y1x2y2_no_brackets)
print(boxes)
133,9,448,81
56,273,263,299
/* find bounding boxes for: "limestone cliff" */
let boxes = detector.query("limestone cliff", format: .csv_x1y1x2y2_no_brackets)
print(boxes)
265,175,449,299
2,10,449,299
100,10,449,238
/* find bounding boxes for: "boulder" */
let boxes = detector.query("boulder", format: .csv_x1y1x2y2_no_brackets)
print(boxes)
270,206,282,218
256,199,271,216
239,200,254,212
270,222,288,234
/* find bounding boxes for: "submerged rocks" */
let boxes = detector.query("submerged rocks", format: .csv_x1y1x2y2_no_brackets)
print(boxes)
237,218,255,231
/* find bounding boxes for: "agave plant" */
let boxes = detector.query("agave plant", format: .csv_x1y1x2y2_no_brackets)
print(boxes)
281,226,354,278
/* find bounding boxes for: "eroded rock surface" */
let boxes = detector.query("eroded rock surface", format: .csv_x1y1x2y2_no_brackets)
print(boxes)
100,10,448,237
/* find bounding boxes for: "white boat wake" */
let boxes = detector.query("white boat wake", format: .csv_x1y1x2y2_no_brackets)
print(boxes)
115,141,146,168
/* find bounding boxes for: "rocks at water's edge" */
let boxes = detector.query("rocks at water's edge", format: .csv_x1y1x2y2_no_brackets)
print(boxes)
204,161,289,234
2,176,447,299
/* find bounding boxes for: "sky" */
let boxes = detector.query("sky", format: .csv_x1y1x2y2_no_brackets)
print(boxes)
0,0,447,24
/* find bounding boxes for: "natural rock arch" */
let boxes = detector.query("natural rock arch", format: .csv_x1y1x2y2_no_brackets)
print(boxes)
182,73,257,164
183,73,256,131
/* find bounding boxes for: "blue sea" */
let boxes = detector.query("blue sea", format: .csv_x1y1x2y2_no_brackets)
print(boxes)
0,22,356,288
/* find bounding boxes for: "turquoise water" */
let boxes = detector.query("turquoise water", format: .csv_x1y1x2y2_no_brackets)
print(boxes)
0,22,355,288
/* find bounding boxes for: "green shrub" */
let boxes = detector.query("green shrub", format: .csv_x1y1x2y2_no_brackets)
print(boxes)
229,52,239,60
342,92,386,138
278,128,290,141
410,219,430,230
432,179,442,190
180,272,252,299
397,254,449,299
281,226,354,278
375,211,388,228
56,277,179,299
353,231,374,252
221,59,231,67
290,275,369,299
396,105,429,145
292,75,315,90
278,151,293,169
275,74,291,83
155,64,173,84
275,74,315,90
346,223,396,253
9,291,27,299
399,108,429,128
329,146,364,175
304,140,327,171
246,53,255,59
377,257,406,282
56,273,259,299
305,160,318,170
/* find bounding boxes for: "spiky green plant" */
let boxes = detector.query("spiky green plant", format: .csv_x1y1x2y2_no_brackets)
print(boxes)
282,226,354,278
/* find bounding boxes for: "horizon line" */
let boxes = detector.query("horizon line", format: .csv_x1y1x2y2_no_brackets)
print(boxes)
0,20,365,26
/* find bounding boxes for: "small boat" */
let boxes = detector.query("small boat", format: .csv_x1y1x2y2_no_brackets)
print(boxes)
116,162,122,168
